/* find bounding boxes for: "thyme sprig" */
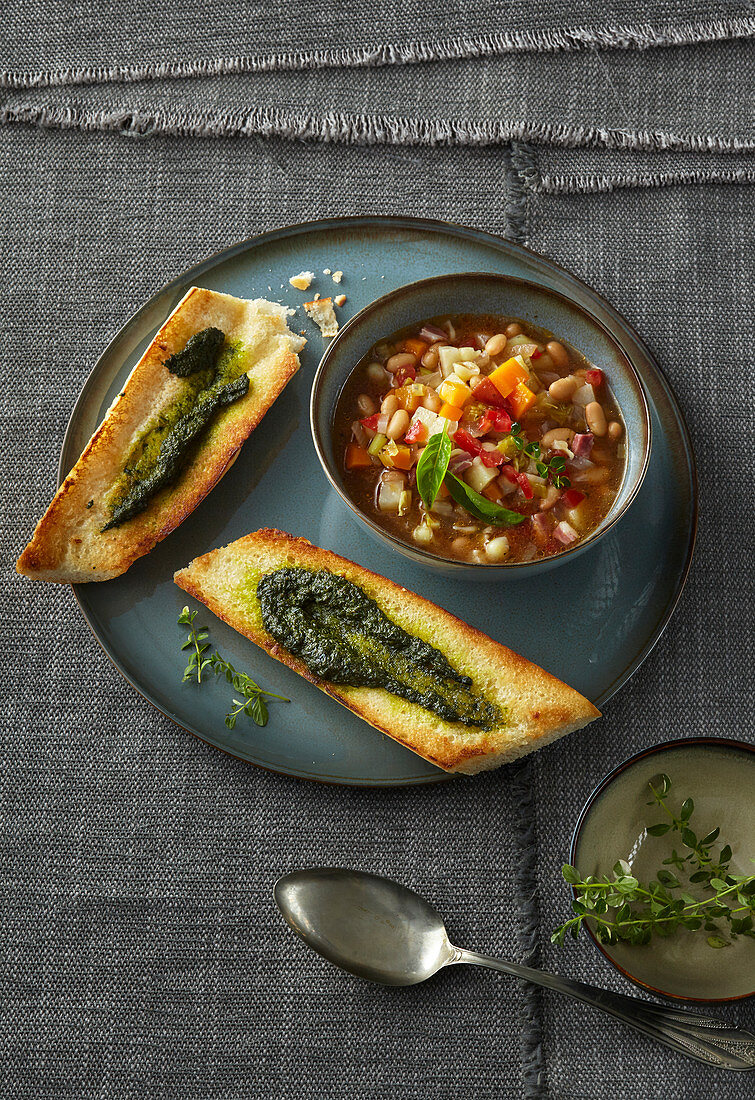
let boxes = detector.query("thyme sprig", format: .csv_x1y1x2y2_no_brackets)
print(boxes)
178,606,288,728
552,775,755,950
510,422,571,489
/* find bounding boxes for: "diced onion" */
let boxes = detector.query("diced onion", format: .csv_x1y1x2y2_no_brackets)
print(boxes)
351,420,368,447
465,462,498,494
418,324,447,341
413,524,434,543
573,383,596,406
554,521,579,545
454,361,481,383
377,477,405,511
376,414,390,434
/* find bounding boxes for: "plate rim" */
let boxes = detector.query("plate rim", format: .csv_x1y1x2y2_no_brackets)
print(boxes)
60,215,698,786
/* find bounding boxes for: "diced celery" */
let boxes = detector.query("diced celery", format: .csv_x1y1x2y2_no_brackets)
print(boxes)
367,433,388,456
379,440,400,467
497,436,519,459
398,490,412,517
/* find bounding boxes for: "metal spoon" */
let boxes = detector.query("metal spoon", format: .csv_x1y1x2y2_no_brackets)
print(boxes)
274,867,755,1071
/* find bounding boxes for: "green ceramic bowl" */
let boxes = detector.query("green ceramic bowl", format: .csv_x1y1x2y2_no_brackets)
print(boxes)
571,738,755,1002
311,272,651,578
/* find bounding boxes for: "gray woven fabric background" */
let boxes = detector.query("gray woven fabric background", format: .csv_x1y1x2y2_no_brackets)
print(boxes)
5,39,755,152
2,9,754,1099
4,0,754,83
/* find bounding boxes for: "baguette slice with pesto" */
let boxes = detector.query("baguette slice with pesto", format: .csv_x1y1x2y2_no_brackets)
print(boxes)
174,529,600,775
17,289,305,583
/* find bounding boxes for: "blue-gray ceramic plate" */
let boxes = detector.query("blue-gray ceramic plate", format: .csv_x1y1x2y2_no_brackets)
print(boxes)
61,217,697,786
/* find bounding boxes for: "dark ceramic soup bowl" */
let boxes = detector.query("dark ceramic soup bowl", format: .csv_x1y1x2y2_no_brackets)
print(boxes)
571,738,755,1002
311,272,651,577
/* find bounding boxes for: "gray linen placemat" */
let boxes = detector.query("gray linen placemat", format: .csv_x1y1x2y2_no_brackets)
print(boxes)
2,120,753,1099
4,1,754,86
5,38,755,153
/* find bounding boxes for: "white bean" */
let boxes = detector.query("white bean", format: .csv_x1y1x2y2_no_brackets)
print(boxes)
548,376,579,402
366,362,387,383
585,401,607,437
484,333,507,357
546,341,570,369
357,393,376,416
541,427,575,449
608,420,623,440
386,352,417,374
386,409,410,440
381,394,399,417
422,391,442,412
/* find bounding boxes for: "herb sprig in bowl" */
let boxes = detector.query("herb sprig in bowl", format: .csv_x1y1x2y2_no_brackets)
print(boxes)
553,775,755,950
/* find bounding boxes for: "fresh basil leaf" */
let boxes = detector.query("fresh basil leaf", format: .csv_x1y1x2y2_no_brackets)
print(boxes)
444,472,526,527
416,428,452,511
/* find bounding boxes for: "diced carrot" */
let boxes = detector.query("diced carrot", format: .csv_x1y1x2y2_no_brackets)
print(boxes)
488,357,529,398
436,480,450,500
345,443,372,469
390,446,414,470
393,385,425,413
438,377,473,408
482,483,502,502
508,382,537,419
379,443,413,470
439,402,464,421
402,337,429,358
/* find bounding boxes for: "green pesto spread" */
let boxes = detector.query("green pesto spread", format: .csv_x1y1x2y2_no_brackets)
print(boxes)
256,567,503,730
102,326,248,530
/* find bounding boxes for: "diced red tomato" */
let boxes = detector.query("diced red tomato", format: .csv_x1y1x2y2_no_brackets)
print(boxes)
360,413,380,430
453,430,503,468
471,378,509,409
517,472,534,499
585,368,604,388
501,464,519,484
530,349,542,359
477,408,513,434
404,419,426,444
393,364,417,387
562,489,586,508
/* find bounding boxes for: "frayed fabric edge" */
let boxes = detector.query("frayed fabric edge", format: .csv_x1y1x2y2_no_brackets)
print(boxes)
2,16,755,89
509,757,547,1099
535,167,755,193
2,101,754,156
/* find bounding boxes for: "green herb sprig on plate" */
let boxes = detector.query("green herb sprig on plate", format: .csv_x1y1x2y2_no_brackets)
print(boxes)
552,775,755,950
178,606,288,728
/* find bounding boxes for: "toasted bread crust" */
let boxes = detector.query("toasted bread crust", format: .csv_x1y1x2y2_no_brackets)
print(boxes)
174,529,600,774
17,290,304,583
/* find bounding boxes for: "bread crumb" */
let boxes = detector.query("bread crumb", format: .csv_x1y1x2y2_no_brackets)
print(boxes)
334,294,346,307
289,270,314,291
323,268,331,275
332,270,343,284
304,298,339,338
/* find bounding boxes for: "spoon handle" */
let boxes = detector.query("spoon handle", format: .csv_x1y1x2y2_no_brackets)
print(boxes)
454,949,755,1071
